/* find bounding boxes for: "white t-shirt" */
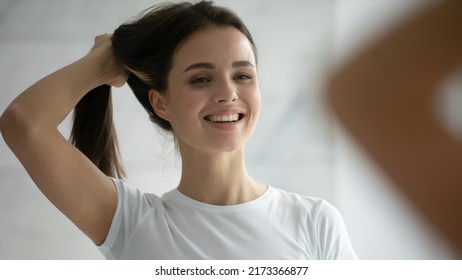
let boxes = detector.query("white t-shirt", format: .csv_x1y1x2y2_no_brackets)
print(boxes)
98,178,357,259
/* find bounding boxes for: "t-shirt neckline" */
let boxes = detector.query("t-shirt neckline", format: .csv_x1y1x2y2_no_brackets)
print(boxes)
167,185,273,213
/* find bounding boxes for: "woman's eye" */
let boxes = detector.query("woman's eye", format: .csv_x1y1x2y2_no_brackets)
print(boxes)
190,77,210,84
235,73,252,81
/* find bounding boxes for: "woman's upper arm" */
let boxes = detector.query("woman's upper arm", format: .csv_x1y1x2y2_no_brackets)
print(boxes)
1,106,117,245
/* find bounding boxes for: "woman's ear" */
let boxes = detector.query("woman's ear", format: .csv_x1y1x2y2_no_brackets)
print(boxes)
148,89,171,122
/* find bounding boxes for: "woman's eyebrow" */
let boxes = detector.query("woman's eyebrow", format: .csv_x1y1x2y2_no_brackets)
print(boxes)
183,62,214,72
183,61,255,73
232,61,255,68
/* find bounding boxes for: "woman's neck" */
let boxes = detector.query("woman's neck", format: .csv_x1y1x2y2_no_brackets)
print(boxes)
177,146,266,205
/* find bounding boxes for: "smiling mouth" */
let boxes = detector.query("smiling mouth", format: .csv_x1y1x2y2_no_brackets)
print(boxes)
204,113,245,123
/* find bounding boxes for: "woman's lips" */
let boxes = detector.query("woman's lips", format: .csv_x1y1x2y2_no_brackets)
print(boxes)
204,113,244,122
203,113,246,131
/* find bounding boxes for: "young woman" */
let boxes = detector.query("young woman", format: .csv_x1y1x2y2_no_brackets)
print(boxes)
1,1,357,259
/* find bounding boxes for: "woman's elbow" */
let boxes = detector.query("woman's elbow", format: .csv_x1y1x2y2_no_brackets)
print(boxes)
0,102,38,148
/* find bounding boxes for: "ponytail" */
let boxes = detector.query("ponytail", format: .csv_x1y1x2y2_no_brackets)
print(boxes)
69,85,125,178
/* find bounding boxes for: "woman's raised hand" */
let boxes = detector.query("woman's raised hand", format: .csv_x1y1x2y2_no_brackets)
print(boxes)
87,33,129,88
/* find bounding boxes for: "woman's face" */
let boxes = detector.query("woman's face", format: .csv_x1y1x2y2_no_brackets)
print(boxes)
157,26,260,153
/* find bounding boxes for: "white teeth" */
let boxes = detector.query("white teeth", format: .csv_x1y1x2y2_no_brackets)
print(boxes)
209,114,239,122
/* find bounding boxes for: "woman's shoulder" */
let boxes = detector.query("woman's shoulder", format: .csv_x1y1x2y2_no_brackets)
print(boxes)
110,178,163,209
269,186,324,206
269,186,341,219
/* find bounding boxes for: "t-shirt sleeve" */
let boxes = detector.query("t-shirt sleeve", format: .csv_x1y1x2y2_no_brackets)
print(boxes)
97,178,156,259
315,200,358,260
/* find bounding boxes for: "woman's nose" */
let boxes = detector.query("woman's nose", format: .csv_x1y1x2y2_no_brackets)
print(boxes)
213,80,238,103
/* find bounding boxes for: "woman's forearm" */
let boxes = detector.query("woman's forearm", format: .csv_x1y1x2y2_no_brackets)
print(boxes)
3,56,106,130
1,34,126,143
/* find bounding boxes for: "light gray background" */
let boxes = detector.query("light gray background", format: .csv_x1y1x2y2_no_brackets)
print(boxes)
0,0,460,259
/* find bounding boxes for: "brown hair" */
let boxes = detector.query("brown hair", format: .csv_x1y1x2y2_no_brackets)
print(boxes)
70,1,257,178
